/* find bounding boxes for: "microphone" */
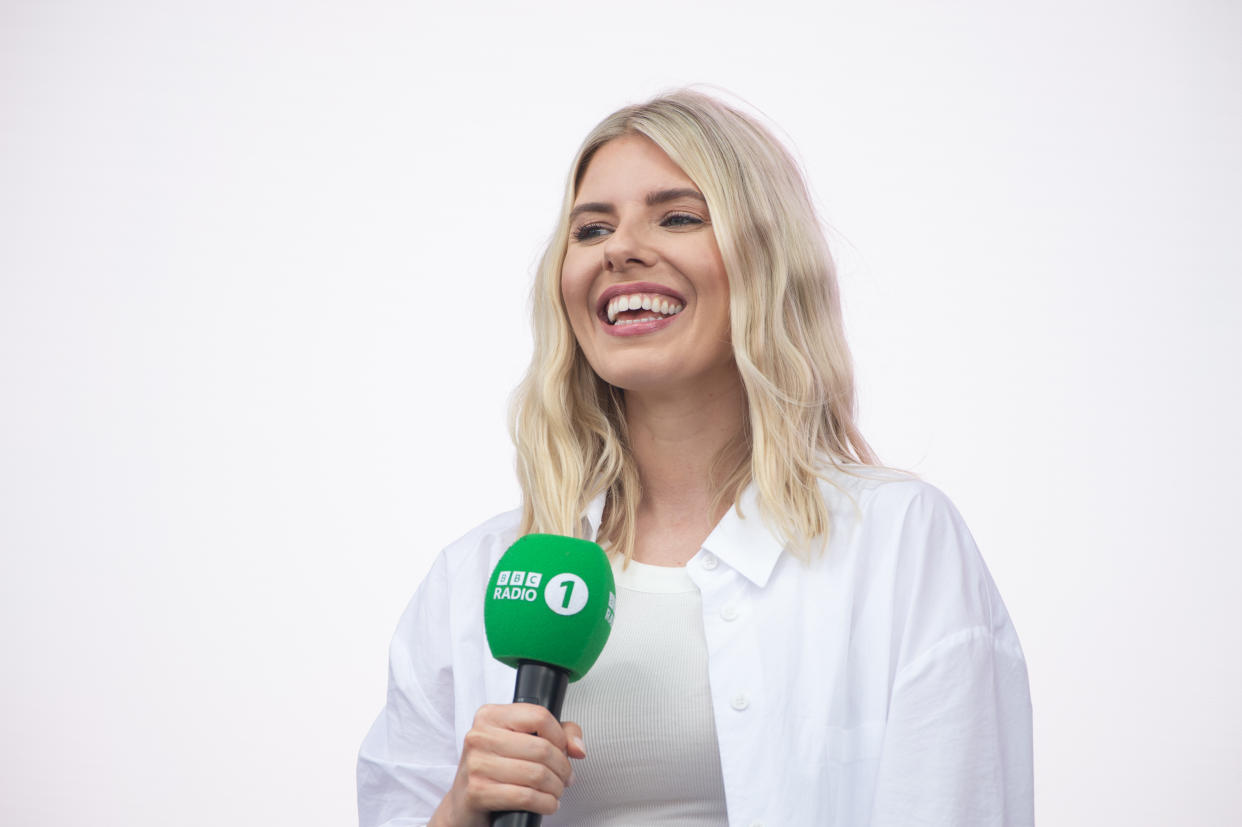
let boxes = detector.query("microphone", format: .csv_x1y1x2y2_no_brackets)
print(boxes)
484,534,616,827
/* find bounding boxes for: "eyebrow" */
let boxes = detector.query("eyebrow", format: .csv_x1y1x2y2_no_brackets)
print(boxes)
568,188,707,223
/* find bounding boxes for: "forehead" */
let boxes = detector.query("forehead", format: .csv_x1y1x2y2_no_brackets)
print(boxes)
575,134,697,201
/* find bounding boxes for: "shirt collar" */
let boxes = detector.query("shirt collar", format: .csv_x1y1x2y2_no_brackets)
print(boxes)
700,484,786,587
583,492,607,541
581,483,786,588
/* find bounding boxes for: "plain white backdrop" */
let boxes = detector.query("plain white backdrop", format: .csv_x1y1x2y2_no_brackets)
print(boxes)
2,1,1239,824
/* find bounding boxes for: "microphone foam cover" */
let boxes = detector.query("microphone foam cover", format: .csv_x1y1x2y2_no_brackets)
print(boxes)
484,534,616,682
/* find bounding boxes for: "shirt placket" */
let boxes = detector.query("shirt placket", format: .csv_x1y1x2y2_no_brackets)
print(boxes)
690,548,770,827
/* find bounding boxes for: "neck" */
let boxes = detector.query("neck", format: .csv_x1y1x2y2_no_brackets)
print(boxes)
621,366,748,562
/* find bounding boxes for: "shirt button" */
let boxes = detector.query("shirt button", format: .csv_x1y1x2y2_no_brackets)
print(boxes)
731,693,750,711
720,604,739,621
700,553,718,570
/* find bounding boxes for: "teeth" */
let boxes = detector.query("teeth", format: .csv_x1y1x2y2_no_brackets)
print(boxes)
605,293,683,323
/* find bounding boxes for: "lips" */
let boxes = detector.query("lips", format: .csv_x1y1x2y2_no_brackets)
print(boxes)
596,282,687,326
605,293,684,324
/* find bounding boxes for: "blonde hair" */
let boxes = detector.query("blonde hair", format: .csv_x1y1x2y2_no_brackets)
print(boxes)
510,89,876,559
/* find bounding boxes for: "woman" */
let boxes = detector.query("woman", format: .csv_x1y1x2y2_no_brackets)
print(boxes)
358,90,1033,826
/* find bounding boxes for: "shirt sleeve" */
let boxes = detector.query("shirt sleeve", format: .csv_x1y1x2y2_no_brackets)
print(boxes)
357,551,458,827
868,484,1035,826
869,627,1034,825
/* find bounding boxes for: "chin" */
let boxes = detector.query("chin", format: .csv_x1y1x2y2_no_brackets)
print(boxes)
585,354,681,392
592,370,665,394
595,365,721,397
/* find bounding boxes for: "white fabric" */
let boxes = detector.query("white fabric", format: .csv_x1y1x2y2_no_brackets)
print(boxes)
549,557,728,825
357,470,1034,827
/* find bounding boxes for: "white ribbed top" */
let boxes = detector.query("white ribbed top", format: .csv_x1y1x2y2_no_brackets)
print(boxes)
546,557,728,826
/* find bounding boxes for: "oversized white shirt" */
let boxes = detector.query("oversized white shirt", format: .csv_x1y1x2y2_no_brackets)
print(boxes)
357,471,1034,826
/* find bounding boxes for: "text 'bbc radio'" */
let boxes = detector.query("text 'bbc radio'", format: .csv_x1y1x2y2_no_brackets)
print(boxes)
493,570,542,602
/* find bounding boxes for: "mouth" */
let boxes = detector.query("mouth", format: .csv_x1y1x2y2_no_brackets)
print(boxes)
597,283,685,327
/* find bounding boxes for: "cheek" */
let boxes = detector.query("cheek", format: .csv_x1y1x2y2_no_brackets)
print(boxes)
681,248,730,314
559,264,592,338
703,261,733,338
559,254,585,304
705,247,729,294
562,248,600,303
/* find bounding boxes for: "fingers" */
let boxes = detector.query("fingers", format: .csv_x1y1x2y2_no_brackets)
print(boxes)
449,704,581,820
467,781,561,817
477,703,569,752
562,720,587,759
461,750,567,813
462,720,573,787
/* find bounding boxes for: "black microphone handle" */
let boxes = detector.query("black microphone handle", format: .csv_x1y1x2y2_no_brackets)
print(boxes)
512,660,570,718
490,662,571,827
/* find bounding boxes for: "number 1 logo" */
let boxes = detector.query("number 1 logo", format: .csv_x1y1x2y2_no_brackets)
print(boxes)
544,573,588,616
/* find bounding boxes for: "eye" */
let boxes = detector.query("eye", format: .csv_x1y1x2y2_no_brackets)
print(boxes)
572,222,610,242
661,212,704,228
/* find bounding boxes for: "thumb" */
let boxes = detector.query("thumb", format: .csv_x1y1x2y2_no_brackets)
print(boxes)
562,721,587,759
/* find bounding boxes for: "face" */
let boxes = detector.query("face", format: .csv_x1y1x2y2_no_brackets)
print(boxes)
561,134,734,397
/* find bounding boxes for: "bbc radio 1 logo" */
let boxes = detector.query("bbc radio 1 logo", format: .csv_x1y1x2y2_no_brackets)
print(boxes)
493,570,590,616
494,570,543,603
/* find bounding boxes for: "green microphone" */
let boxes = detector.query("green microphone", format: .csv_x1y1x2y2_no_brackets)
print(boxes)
484,534,616,827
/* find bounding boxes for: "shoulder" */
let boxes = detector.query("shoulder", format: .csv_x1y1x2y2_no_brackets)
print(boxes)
438,507,524,576
399,507,523,626
817,466,1021,656
818,465,967,536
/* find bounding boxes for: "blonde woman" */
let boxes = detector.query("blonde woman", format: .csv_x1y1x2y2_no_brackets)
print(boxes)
358,90,1033,826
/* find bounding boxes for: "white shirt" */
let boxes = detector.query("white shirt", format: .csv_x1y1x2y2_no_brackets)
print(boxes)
357,470,1034,826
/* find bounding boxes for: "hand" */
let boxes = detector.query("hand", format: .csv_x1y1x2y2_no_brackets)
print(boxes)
430,703,587,827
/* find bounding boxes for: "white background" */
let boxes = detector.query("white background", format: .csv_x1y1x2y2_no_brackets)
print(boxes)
2,1,1239,824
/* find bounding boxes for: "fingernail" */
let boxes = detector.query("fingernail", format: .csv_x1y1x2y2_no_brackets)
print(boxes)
571,735,586,755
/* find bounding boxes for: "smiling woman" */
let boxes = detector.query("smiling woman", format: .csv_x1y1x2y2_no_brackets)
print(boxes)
561,135,733,404
358,90,1034,827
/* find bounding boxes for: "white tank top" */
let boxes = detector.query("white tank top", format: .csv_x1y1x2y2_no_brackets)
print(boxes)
547,557,729,826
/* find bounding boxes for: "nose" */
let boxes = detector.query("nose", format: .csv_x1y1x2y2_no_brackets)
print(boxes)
602,221,655,272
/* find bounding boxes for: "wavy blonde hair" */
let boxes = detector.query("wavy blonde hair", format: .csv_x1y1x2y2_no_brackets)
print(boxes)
510,89,876,559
